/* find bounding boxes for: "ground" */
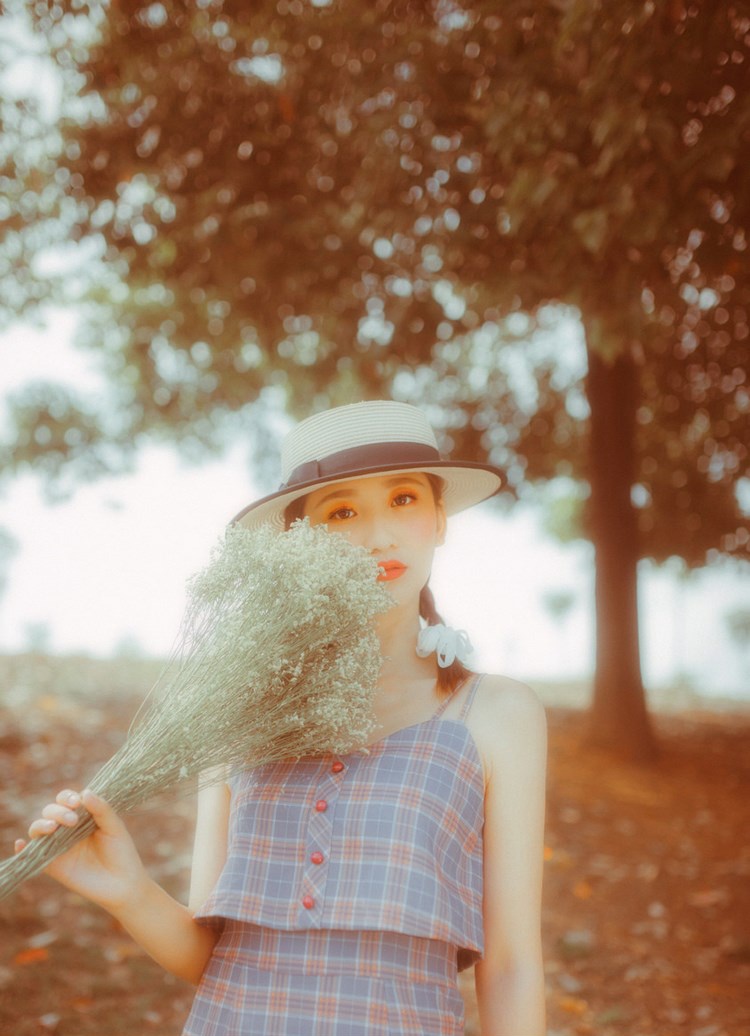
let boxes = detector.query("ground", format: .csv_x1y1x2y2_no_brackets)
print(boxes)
0,654,748,1036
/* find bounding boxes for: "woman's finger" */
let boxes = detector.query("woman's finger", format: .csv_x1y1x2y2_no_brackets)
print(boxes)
79,789,124,836
55,789,81,809
14,839,26,854
41,803,81,826
29,817,58,839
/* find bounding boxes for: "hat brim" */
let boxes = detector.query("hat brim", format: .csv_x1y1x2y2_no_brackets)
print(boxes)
231,461,503,531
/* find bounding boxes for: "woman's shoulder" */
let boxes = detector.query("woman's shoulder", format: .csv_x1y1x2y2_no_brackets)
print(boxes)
466,673,547,782
473,672,546,723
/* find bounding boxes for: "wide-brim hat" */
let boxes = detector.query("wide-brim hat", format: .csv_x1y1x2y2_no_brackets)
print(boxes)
231,400,504,531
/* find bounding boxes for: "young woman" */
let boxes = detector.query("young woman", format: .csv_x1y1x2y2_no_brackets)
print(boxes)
18,401,548,1036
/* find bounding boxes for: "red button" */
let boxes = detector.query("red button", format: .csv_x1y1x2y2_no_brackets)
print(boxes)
331,761,345,774
302,895,315,909
315,799,328,812
310,851,324,865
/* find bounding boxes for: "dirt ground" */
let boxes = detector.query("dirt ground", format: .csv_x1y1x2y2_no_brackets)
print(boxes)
0,654,748,1036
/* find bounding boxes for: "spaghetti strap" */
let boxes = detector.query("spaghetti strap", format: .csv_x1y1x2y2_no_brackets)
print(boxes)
433,672,483,720
458,673,484,721
432,679,464,719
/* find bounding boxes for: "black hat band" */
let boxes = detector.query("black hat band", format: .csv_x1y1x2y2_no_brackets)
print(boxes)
281,441,442,490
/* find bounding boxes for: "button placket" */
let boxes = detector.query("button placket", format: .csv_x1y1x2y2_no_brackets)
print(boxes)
298,759,344,924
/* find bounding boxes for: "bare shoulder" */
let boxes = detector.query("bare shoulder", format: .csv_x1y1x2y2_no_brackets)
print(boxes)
472,672,546,726
466,673,547,784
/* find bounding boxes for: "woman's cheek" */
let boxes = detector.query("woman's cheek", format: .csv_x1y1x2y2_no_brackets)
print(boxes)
409,512,443,541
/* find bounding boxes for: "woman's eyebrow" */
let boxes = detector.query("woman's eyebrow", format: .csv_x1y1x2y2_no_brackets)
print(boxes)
311,487,358,508
382,476,424,488
312,477,424,508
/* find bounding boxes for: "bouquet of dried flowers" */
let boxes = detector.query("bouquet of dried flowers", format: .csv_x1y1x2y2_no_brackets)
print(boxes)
0,519,390,901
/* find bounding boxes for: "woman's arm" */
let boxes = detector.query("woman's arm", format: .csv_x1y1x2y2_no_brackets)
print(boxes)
468,675,548,1036
189,779,232,911
108,861,220,985
19,783,231,985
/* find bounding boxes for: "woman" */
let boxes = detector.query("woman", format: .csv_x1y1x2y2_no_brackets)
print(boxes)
18,401,548,1035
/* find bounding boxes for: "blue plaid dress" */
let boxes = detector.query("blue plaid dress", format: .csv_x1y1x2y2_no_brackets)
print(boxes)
183,675,485,1035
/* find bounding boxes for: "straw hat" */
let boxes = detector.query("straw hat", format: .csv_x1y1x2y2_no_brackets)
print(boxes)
232,400,503,530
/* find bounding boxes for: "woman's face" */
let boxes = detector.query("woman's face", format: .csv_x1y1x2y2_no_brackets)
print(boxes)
302,473,446,606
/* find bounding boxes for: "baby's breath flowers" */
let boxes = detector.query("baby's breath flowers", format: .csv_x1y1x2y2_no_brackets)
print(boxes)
0,520,390,901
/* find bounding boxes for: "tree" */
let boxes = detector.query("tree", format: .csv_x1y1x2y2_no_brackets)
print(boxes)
2,0,749,757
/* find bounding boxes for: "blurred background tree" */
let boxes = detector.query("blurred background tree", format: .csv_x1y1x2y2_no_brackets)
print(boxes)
1,0,748,757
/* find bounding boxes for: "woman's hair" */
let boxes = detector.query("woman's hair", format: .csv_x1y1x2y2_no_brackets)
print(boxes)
421,475,473,695
284,494,307,529
284,473,472,695
418,581,473,695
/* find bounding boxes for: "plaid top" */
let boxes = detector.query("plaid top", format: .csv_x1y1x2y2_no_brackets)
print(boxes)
196,675,485,968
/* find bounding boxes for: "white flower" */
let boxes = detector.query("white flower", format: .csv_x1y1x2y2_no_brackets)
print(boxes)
1,517,391,902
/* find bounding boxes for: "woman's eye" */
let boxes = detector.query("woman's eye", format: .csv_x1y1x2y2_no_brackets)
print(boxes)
392,492,417,507
328,506,355,521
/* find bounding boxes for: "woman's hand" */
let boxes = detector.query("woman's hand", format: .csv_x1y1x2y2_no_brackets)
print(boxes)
15,788,146,914
16,788,222,984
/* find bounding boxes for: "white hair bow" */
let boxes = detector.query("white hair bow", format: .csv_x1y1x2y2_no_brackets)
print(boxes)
416,624,474,669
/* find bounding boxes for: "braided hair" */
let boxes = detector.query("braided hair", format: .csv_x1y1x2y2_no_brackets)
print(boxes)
418,581,473,695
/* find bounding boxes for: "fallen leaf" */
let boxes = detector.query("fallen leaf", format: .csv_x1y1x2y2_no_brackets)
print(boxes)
69,996,95,1012
29,929,58,949
559,995,589,1015
688,888,728,908
556,929,596,959
103,940,146,963
14,947,49,965
595,1004,630,1024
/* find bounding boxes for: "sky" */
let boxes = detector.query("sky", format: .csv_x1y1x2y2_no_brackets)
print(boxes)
3,314,750,701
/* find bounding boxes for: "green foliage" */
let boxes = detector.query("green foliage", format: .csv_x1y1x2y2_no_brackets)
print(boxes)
1,0,749,565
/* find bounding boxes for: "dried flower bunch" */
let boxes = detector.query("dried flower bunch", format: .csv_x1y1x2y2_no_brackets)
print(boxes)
0,519,390,901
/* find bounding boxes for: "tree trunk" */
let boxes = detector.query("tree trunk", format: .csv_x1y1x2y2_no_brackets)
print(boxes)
585,344,657,761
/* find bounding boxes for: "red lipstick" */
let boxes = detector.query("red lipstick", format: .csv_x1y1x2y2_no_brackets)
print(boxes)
377,561,407,582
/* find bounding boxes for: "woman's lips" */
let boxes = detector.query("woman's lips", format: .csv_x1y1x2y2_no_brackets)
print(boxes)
377,561,407,582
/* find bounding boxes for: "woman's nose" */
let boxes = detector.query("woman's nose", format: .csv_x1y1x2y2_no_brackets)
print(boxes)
359,515,396,552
